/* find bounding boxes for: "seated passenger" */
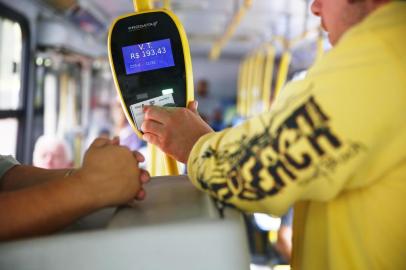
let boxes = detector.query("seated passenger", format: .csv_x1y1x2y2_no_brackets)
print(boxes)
33,135,73,169
0,137,150,241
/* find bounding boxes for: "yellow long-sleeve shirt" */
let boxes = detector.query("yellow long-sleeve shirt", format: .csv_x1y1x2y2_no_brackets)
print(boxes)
187,2,406,269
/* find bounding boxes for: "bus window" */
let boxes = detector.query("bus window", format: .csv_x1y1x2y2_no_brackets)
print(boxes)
0,118,18,155
0,15,23,156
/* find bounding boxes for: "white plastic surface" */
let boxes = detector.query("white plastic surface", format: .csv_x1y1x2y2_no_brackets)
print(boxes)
0,176,250,270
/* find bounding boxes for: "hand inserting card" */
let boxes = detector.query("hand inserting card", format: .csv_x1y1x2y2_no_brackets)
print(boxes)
129,94,176,131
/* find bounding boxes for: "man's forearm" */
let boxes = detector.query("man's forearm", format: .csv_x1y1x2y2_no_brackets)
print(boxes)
1,165,72,191
0,173,97,241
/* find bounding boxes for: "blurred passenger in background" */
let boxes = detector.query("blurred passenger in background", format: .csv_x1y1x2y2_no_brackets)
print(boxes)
98,128,111,139
195,79,222,128
111,98,144,151
210,108,226,132
33,135,73,170
274,208,293,264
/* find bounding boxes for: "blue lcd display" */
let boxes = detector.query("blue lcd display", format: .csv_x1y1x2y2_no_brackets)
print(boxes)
122,38,175,75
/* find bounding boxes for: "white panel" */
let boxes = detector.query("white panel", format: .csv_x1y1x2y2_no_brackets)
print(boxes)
0,176,250,270
178,12,228,36
85,0,132,17
37,18,106,57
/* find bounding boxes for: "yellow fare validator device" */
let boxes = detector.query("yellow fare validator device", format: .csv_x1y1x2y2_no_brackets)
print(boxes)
108,3,194,175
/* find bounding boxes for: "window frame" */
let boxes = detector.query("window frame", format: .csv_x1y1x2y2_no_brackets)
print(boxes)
0,2,30,161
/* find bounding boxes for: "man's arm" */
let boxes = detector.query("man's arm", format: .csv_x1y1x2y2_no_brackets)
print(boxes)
1,166,71,191
0,172,98,240
142,80,371,216
0,138,150,241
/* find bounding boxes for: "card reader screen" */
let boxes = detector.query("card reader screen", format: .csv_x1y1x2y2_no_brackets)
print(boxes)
122,39,175,75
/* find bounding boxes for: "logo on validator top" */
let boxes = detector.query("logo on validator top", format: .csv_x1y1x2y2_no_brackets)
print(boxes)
128,21,158,32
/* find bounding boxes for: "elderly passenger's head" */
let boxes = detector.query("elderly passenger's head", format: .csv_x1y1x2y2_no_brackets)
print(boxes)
33,136,73,169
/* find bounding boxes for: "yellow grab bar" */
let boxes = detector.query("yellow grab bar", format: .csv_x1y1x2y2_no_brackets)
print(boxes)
148,144,173,176
261,44,275,111
132,0,179,175
164,155,179,175
236,60,245,116
239,59,248,117
240,56,249,117
245,55,256,117
163,0,171,9
147,143,157,176
273,51,291,100
133,0,154,12
209,0,253,60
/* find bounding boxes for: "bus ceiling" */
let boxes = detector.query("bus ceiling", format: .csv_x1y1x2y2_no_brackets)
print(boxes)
29,0,321,60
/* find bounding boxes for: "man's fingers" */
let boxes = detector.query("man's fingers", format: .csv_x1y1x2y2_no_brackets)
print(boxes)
141,119,165,136
110,136,120,145
135,189,146,201
140,169,150,184
91,137,121,148
133,151,145,163
127,189,147,205
143,105,171,123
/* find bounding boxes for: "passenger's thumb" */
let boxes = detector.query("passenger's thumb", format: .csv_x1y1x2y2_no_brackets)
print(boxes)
187,101,199,114
110,136,120,146
91,137,110,148
187,100,199,114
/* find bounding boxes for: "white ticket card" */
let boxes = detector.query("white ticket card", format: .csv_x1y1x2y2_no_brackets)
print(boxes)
129,94,175,130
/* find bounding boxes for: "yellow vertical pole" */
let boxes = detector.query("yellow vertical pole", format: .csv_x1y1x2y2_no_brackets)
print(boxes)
248,52,261,117
132,0,179,175
164,155,179,175
240,58,249,117
252,50,265,115
261,44,275,111
133,0,153,12
148,145,168,176
163,0,171,9
236,60,245,116
147,143,156,177
240,57,248,117
70,75,82,167
148,144,157,176
246,55,255,117
243,56,250,117
273,50,292,100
